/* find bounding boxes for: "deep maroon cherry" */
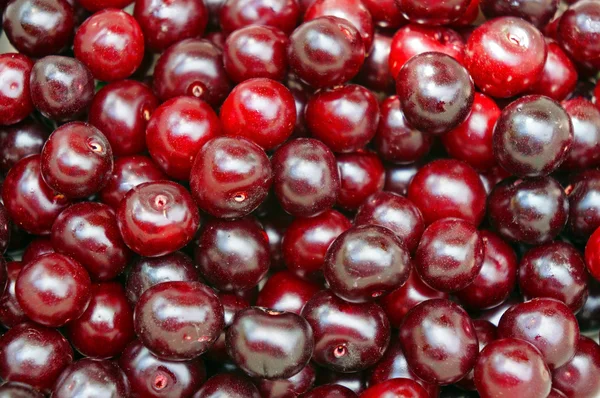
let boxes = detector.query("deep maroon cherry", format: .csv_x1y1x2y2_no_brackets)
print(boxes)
336,151,385,211
287,17,365,89
488,176,569,245
552,336,600,398
457,320,498,391
384,162,420,196
0,261,27,328
558,0,600,70
22,238,54,264
256,363,316,397
527,41,577,102
407,159,487,226
117,181,200,257
0,382,43,398
256,271,320,315
219,0,299,35
192,373,260,398
119,339,207,398
356,33,395,93
362,0,404,29
315,369,366,394
261,211,291,271
480,0,558,28
396,0,470,25
303,385,357,398
0,204,9,254
578,277,600,331
146,96,220,180
74,9,145,81
561,98,600,170
361,378,428,398
205,292,249,362
76,0,132,11
0,119,48,174
88,80,159,157
301,290,391,372
194,217,269,292
0,322,73,393
0,53,33,126
53,359,130,398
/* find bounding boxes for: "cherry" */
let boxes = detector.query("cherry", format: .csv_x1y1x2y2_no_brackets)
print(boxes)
316,369,366,394
0,261,27,328
119,339,207,397
488,176,569,245
480,0,558,28
77,0,131,11
301,290,390,373
558,0,600,70
53,359,130,398
22,238,54,264
578,277,600,331
303,385,357,398
0,119,48,174
361,378,428,398
192,373,260,398
336,152,385,211
194,217,269,292
362,0,404,29
396,0,471,25
256,271,321,315
0,53,33,126
474,338,552,398
451,0,480,26
527,41,578,102
585,226,600,281
287,17,365,89
552,336,600,398
464,17,547,98
219,0,299,35
356,33,395,93
457,320,498,391
561,98,600,170
256,363,316,397
407,159,487,226
146,96,220,180
205,292,249,362
74,9,144,81
220,78,296,150
262,212,291,271
117,181,200,257
2,0,74,57
0,383,43,398
0,204,9,254
384,162,420,197
223,25,289,83
88,80,159,157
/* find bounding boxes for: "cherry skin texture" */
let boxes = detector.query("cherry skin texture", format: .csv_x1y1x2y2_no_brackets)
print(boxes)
0,323,73,393
305,84,379,154
315,369,366,394
474,338,552,398
119,339,207,398
324,225,412,303
488,177,569,245
464,17,547,98
256,271,321,315
0,261,27,328
256,362,316,397
407,159,487,226
552,336,600,398
41,122,114,199
272,138,340,218
0,54,33,126
74,9,144,81
192,373,260,398
385,162,420,197
396,0,470,25
336,151,385,211
527,41,577,102
134,281,224,361
0,204,9,254
22,238,54,264
205,292,250,362
301,290,391,373
0,119,48,174
561,98,600,170
303,385,357,398
77,0,132,11
558,0,600,69
89,80,159,157
356,33,395,93
146,96,220,180
220,78,296,150
134,0,208,52
399,299,479,385
0,383,43,398
577,277,600,332
282,209,351,279
117,181,200,257
53,358,130,398
457,320,498,391
287,16,365,89
360,378,428,398
498,298,579,369
480,0,558,28
362,0,404,29
219,0,299,35
585,226,600,281
396,52,474,135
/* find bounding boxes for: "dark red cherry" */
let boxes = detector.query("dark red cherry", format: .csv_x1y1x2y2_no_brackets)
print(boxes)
407,159,487,226
0,382,43,398
262,212,291,271
356,33,395,93
22,238,54,264
0,53,33,126
474,338,552,398
577,277,600,331
287,16,365,89
146,96,220,180
119,339,207,397
272,138,340,217
488,176,569,245
0,119,48,174
0,322,73,393
361,378,428,398
0,204,9,254
88,80,159,157
480,0,558,28
219,0,299,35
527,41,578,102
464,17,547,98
205,292,249,362
396,0,471,25
117,181,200,257
561,98,600,170
53,358,130,398
552,336,600,398
301,290,391,372
585,226,600,281
192,373,260,398
498,298,579,369
303,385,357,398
315,369,366,394
0,261,27,328
336,151,385,211
40,122,113,199
362,0,404,29
134,281,224,360
384,162,420,197
558,0,600,70
256,271,320,315
256,363,316,398
456,320,498,391
77,0,132,11
74,9,144,81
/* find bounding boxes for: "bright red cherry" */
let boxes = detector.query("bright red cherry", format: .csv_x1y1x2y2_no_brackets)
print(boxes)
0,261,27,328
256,271,321,315
219,0,300,35
0,53,33,126
527,41,577,102
52,358,130,398
396,0,471,25
552,336,600,398
558,0,600,70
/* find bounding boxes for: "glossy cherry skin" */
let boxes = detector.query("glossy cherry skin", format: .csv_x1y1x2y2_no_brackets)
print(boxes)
219,0,299,35
40,122,113,199
117,181,200,257
324,225,411,303
74,9,144,81
315,369,366,394
585,226,600,280
360,378,428,398
256,362,316,397
0,204,9,254
488,177,569,245
287,16,365,89
119,339,207,398
0,119,48,174
356,33,395,93
153,39,232,106
558,1,600,69
498,298,579,369
396,0,470,25
89,80,159,157
399,298,478,385
146,96,220,180
407,159,487,226
552,336,600,398
22,238,54,264
578,277,600,331
561,98,600,170
362,0,404,29
193,373,260,398
455,230,518,311
220,78,296,150
272,138,340,218
205,292,249,362
0,261,27,328
303,385,357,398
0,383,43,398
223,25,288,83
194,217,269,292
301,290,391,373
306,85,379,154
256,271,321,315
66,282,135,358
134,0,208,52
336,152,385,211
0,54,33,126
51,202,132,281
98,155,167,210
527,41,577,102
384,162,420,196
456,320,498,391
53,358,130,398
134,281,224,360
480,0,558,28
2,0,74,57
464,17,547,98
474,338,552,398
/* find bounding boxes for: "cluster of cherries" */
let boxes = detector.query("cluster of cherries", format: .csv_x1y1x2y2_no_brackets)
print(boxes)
1,0,600,396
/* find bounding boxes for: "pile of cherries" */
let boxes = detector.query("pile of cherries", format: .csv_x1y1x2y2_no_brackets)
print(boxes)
1,0,600,396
